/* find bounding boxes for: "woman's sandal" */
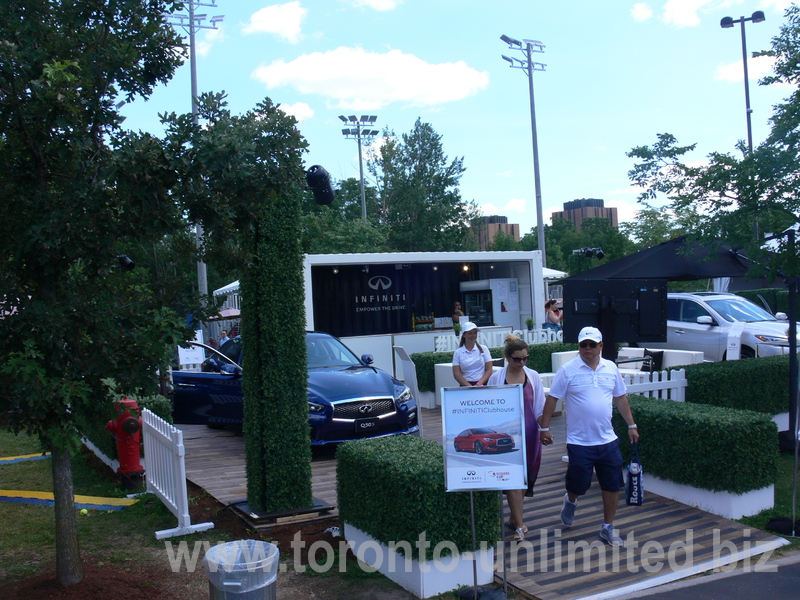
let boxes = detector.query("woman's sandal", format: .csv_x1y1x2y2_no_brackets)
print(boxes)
513,527,526,541
506,522,528,534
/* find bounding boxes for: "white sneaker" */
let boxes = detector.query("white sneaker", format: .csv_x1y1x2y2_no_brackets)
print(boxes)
560,493,576,526
600,524,623,547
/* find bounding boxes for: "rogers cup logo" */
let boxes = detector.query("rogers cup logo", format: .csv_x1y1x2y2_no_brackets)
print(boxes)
368,276,392,291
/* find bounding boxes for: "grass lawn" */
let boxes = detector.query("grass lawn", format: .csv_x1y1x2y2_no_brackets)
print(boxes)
0,428,239,584
739,452,800,551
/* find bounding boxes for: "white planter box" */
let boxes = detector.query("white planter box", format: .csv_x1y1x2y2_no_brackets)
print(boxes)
772,411,789,432
343,523,494,599
645,474,773,519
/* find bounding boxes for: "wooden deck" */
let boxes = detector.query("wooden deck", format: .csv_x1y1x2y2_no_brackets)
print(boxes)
179,409,787,600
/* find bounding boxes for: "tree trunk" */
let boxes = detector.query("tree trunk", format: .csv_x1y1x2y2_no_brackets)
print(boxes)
50,443,83,586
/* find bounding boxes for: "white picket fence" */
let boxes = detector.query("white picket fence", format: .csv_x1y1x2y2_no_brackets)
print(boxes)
141,408,214,539
540,368,688,403
623,368,687,402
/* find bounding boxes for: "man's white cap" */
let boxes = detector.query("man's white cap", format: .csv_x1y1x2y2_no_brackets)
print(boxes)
462,322,478,333
578,326,602,343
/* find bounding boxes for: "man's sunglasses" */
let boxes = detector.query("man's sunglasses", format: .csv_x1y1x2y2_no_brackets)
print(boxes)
510,355,529,363
579,341,599,349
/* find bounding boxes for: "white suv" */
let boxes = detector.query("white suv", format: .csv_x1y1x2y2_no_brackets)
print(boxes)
645,292,795,361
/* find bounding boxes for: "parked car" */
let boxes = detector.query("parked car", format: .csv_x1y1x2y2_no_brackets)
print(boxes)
453,428,515,454
171,332,419,444
644,292,797,361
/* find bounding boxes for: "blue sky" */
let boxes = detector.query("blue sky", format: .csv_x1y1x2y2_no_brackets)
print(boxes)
122,0,795,236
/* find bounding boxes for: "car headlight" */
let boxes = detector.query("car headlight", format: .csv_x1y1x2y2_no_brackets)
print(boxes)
308,400,325,413
395,385,412,405
754,334,789,343
483,437,494,442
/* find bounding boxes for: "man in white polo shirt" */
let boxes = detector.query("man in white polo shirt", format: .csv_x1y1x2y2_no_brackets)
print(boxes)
538,326,639,547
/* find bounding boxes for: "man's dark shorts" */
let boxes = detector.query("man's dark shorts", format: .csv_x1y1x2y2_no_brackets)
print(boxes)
565,439,624,495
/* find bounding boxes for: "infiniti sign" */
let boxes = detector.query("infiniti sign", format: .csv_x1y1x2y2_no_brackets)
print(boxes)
368,276,392,291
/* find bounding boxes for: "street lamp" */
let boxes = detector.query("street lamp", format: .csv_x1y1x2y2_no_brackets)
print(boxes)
339,115,379,221
501,34,547,268
720,10,765,154
167,2,224,301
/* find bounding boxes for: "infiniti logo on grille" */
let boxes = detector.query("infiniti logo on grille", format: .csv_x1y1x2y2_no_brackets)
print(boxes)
368,276,392,291
358,404,374,414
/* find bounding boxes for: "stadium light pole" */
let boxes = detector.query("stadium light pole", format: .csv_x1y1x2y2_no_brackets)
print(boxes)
720,10,765,155
339,115,379,221
167,2,224,302
501,34,547,268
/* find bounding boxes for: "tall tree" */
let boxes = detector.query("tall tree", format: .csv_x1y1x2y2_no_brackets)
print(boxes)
620,203,701,249
625,5,800,276
159,93,313,512
300,177,391,253
0,0,189,585
369,118,481,251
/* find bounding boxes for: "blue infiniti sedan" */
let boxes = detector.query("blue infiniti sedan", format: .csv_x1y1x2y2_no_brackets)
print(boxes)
171,332,419,445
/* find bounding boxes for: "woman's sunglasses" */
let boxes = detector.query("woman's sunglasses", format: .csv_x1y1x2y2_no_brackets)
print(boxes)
510,355,529,363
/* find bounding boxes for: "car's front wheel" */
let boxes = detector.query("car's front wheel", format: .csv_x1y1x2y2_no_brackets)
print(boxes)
741,346,756,359
454,441,461,452
474,441,484,454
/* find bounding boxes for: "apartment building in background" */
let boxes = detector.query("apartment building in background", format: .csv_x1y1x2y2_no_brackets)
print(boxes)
475,215,521,250
551,198,618,231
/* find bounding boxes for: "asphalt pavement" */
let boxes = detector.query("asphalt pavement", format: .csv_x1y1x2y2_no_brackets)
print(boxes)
615,551,800,600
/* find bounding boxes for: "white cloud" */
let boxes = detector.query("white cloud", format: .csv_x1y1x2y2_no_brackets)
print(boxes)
479,198,527,217
344,0,402,10
604,198,643,224
193,26,223,58
631,3,654,21
278,102,314,122
716,54,778,83
243,2,308,44
251,46,489,109
662,0,713,27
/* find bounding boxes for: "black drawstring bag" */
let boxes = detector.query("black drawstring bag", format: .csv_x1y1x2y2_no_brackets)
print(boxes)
625,442,644,506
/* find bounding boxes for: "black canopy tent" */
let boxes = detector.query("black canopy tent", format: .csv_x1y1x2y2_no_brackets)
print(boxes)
562,235,753,281
560,236,755,359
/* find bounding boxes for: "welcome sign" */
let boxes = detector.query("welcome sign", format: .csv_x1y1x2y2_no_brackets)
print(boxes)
441,385,526,492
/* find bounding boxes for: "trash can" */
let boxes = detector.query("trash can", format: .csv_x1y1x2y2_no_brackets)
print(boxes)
204,539,279,600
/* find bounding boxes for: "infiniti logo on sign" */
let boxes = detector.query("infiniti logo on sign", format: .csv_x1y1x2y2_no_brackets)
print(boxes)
368,276,392,291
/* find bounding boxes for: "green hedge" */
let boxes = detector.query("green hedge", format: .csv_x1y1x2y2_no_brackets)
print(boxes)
336,435,500,560
613,396,778,494
683,355,789,415
78,392,173,461
411,342,578,393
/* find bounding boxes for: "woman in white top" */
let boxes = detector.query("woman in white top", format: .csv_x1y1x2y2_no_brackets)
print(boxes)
488,334,549,540
452,322,493,386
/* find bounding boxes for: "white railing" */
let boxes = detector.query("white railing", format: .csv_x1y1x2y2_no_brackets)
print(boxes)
434,327,562,352
141,408,214,539
624,369,687,402
540,368,688,403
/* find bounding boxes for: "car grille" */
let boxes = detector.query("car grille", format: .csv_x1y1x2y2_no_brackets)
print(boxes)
497,438,513,447
333,398,395,420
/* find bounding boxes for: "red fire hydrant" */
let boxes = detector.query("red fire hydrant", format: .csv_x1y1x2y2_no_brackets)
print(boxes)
106,396,144,487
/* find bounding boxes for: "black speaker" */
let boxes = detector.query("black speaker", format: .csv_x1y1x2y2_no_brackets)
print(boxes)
305,165,335,205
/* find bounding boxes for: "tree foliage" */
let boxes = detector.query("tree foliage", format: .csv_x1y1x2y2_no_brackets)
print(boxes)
0,0,189,585
300,177,391,254
158,93,313,511
624,7,800,280
369,118,481,251
520,217,634,275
